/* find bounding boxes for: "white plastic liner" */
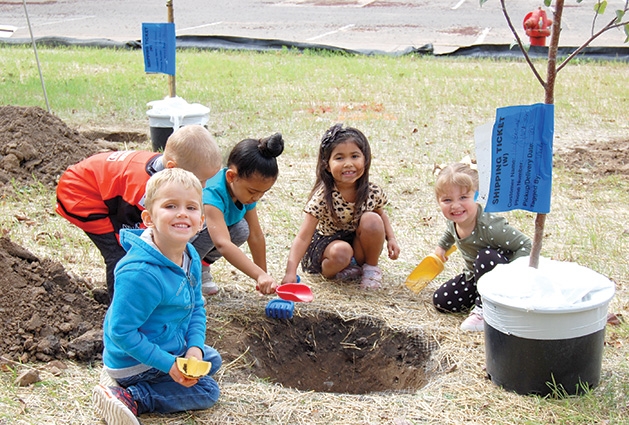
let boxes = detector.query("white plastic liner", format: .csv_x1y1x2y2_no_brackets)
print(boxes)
478,256,615,340
146,96,210,129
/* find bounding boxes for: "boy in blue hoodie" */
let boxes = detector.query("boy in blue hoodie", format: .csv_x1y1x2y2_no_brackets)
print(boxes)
92,168,222,425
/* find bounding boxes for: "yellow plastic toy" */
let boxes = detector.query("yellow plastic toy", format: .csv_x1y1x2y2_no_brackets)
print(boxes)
176,357,211,379
405,245,457,293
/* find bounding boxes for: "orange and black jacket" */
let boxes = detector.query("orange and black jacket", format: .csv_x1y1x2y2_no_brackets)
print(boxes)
56,150,162,236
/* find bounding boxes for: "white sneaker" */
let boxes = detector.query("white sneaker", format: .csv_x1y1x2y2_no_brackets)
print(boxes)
460,307,484,332
201,266,218,295
92,385,140,425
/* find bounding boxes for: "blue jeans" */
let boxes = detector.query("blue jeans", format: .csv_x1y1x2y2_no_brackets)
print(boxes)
117,345,222,415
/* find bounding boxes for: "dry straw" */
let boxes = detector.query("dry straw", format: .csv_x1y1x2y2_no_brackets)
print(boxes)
2,141,627,424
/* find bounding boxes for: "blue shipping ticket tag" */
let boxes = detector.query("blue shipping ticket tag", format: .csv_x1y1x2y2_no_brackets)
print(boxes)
485,103,554,214
142,23,176,76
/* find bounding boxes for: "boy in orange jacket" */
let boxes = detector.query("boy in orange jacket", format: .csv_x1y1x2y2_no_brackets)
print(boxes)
56,125,221,302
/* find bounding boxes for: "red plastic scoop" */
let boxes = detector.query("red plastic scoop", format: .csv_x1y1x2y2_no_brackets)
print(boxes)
275,283,314,303
257,280,314,303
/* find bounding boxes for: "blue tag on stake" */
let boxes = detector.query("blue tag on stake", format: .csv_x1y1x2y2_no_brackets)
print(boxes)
485,103,554,214
142,23,176,76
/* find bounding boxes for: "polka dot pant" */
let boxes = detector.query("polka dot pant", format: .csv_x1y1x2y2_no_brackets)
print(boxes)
433,248,509,313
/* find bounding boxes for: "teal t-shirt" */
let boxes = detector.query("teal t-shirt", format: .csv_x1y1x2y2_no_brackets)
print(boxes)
202,168,256,227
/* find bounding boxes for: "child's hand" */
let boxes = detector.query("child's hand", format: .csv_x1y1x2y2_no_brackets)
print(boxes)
256,273,278,295
435,246,447,262
169,360,199,387
387,239,400,260
185,346,203,361
281,272,298,285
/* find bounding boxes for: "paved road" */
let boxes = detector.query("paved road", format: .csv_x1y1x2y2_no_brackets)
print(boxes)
1,0,626,54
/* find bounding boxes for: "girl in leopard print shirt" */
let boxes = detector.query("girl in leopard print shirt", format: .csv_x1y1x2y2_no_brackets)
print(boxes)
282,123,400,290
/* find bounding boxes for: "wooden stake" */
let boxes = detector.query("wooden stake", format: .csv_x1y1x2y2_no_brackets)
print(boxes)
167,0,176,97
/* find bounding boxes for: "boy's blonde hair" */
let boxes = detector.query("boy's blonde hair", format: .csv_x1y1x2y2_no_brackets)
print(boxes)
434,163,479,199
163,125,222,174
144,168,203,212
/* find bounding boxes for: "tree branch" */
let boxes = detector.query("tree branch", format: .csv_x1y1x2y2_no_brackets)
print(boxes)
557,17,629,72
499,0,546,89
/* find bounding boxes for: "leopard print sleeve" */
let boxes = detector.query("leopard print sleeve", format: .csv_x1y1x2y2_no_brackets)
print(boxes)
367,182,388,211
304,186,327,221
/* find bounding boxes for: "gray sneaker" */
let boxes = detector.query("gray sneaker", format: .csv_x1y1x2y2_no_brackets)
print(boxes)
201,266,219,295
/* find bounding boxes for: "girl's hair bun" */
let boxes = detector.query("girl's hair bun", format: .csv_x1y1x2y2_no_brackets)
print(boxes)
259,132,284,159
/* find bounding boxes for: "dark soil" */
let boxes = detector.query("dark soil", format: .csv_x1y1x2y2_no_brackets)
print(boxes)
0,104,626,371
554,139,629,176
206,311,433,394
0,236,107,363
0,105,121,192
0,105,135,363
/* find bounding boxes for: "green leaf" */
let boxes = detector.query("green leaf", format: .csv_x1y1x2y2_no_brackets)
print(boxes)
544,0,552,6
616,9,626,23
479,0,489,6
594,1,607,14
625,23,629,43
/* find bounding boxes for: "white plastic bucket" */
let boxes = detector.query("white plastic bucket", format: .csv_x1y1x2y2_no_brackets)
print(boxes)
478,257,615,395
146,96,210,151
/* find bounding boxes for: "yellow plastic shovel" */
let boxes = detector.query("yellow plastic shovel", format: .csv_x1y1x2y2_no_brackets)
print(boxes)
176,357,211,379
405,245,457,293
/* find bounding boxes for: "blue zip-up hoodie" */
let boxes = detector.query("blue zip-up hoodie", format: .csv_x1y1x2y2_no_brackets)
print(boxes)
103,228,206,378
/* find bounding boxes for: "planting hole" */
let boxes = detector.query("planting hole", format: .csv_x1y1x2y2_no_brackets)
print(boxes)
209,310,434,395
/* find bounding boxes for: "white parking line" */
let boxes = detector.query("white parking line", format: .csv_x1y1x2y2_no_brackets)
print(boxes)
0,25,17,38
177,22,223,32
25,16,96,29
306,24,355,41
276,0,375,6
451,0,467,10
474,27,491,44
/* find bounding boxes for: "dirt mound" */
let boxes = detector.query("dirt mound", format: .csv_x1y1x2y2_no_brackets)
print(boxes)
0,106,114,363
0,105,117,192
555,139,629,177
0,237,106,363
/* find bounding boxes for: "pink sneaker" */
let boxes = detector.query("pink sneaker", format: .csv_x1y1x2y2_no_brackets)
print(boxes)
460,308,484,332
335,265,363,280
360,264,382,290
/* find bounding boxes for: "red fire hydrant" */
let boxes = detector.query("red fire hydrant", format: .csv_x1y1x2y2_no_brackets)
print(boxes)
523,7,553,46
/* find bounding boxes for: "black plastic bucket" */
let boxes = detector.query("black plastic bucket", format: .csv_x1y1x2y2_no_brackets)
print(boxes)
149,126,174,152
484,323,605,395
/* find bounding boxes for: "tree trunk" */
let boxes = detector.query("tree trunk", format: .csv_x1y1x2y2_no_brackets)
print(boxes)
528,0,564,269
